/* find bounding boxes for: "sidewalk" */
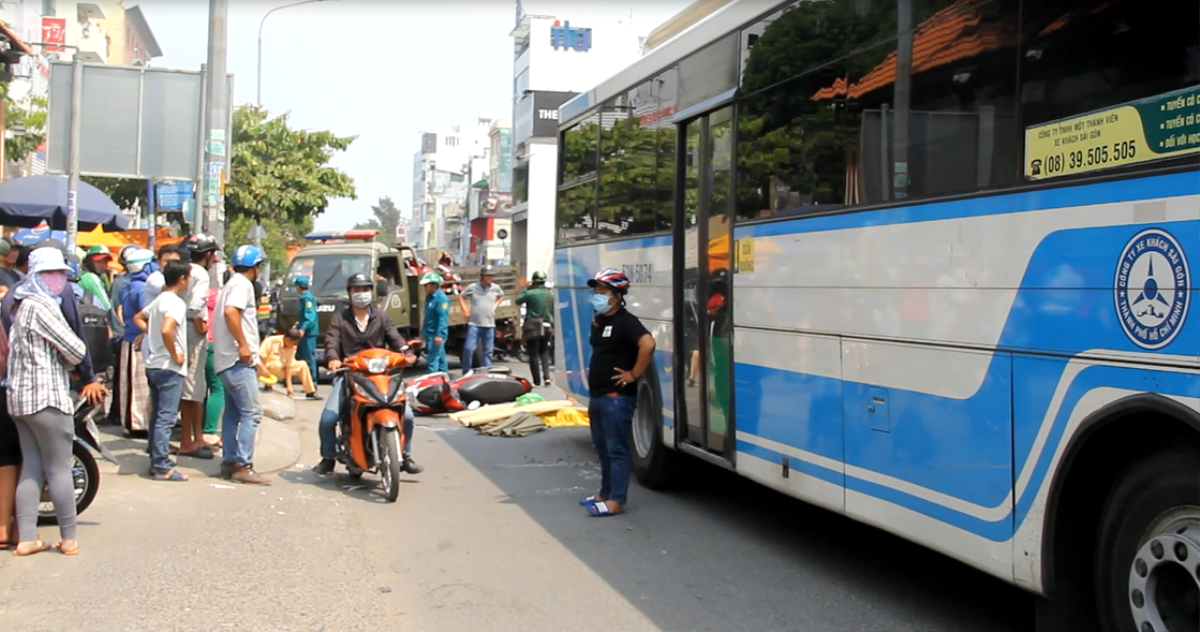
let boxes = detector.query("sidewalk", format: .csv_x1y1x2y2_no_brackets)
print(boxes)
97,389,303,478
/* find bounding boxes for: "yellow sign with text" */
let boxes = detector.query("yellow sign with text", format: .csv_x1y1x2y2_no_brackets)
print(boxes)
1025,86,1200,180
735,238,755,273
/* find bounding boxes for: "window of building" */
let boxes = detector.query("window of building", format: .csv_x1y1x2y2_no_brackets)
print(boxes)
514,68,530,98
445,136,459,148
513,162,529,204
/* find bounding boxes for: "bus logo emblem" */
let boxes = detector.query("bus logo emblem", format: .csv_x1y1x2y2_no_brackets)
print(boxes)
1114,228,1190,350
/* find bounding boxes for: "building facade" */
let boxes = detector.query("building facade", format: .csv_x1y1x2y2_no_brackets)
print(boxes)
0,1,160,182
410,119,492,259
508,13,647,280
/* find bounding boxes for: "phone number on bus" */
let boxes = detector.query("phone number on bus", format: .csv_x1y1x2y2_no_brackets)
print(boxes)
1035,139,1138,176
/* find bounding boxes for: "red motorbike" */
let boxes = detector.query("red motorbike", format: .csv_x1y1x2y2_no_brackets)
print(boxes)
406,367,533,415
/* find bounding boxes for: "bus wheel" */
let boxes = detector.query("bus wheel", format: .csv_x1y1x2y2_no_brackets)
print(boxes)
630,376,678,490
1094,444,1199,632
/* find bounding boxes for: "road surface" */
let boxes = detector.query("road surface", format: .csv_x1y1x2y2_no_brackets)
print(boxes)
0,361,1033,632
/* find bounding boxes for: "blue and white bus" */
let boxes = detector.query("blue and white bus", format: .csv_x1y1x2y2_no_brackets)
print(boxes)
552,1,1199,629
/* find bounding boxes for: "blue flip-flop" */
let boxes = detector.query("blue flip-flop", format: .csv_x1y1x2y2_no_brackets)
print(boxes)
579,495,600,506
586,501,624,517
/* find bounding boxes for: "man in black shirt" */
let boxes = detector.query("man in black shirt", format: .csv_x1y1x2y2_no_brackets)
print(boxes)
582,268,655,517
313,273,423,476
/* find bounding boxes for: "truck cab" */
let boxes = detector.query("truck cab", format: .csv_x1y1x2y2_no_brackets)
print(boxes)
276,230,523,374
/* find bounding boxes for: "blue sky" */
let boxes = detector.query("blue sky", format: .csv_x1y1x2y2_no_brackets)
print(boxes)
137,0,692,233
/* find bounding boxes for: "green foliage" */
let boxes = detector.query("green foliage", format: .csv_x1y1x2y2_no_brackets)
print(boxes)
227,213,313,278
1,85,47,164
83,176,148,211
356,196,400,246
227,106,358,225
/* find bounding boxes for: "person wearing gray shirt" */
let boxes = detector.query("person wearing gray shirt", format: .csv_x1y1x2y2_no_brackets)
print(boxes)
456,265,504,375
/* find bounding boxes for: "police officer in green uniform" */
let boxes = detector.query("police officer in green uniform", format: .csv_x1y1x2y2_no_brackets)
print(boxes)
293,275,319,383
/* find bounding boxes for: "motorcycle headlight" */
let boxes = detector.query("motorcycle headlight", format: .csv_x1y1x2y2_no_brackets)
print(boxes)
366,357,389,374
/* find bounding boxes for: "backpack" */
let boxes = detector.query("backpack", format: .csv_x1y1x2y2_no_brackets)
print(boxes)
76,285,112,374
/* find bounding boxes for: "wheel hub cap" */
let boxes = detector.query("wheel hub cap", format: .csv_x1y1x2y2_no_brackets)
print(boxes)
1130,519,1200,632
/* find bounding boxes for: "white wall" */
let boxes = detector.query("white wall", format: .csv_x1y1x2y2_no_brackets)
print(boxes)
525,141,558,279
525,17,646,95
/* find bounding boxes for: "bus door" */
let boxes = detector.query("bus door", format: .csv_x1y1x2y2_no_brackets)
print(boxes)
676,107,735,461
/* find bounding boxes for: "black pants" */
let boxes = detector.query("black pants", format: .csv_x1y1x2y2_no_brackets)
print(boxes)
525,336,550,386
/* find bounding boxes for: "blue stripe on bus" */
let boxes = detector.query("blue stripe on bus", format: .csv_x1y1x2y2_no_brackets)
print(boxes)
733,171,1200,240
736,440,844,486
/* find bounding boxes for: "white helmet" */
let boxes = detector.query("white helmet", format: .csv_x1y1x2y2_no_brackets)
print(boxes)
124,248,154,274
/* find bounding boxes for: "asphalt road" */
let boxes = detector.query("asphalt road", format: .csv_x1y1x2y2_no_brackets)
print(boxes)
0,359,1034,632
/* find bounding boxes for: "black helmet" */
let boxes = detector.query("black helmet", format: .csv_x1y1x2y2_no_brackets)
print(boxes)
531,271,547,283
187,233,220,254
481,264,496,276
346,272,373,290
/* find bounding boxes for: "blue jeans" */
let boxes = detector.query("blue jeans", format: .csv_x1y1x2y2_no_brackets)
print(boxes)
319,375,415,460
461,325,494,375
218,362,262,467
146,368,184,474
588,394,637,504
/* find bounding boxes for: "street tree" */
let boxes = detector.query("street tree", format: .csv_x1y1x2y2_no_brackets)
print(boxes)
227,106,357,225
1,84,46,167
353,196,401,245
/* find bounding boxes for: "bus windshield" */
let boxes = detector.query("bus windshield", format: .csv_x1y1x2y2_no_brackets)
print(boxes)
284,254,372,299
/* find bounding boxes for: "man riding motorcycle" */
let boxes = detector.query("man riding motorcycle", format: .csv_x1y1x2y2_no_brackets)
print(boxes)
313,273,424,476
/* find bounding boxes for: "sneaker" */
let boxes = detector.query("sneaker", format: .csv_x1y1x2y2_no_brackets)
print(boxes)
231,465,271,485
401,457,424,474
306,392,324,401
312,458,335,476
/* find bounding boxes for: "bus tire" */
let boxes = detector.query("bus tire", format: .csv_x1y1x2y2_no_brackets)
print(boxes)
630,374,678,490
1093,443,1199,632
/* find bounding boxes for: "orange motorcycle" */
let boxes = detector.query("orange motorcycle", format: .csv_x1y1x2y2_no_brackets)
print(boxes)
333,347,414,502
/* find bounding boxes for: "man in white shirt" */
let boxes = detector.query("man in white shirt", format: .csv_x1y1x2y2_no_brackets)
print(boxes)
133,260,192,482
212,245,270,485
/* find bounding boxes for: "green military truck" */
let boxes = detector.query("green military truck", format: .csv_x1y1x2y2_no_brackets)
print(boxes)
275,230,522,377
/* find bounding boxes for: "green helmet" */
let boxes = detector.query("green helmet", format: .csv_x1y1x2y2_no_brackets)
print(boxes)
420,272,444,286
531,271,547,283
86,245,112,258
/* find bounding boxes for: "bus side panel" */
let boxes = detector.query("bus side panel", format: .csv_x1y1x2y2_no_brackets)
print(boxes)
555,237,677,436
733,328,845,514
554,245,600,400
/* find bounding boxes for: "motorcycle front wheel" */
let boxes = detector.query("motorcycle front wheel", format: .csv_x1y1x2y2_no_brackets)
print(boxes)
378,427,402,503
39,441,99,526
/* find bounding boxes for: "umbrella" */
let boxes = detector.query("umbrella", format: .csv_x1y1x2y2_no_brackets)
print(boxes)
0,174,129,231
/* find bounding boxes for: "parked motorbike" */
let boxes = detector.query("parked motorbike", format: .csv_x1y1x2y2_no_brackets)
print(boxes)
332,347,413,502
38,394,118,526
407,366,533,415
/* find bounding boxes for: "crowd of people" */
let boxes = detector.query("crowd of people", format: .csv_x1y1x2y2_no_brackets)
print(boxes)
0,234,276,557
0,231,654,559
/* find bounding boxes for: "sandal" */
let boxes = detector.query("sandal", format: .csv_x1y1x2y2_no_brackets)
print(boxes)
586,501,624,518
179,446,215,460
55,541,80,556
579,495,605,506
152,469,189,482
11,540,52,556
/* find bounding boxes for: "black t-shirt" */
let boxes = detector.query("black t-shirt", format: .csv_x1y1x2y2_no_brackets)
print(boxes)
588,308,650,397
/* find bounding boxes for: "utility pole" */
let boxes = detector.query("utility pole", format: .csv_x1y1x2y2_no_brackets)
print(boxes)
201,0,229,250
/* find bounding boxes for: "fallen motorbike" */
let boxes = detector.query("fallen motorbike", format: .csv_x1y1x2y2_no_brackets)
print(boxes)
407,367,534,415
38,394,118,526
332,347,413,502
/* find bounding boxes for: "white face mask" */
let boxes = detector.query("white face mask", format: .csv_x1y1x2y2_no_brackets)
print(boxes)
351,291,373,308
